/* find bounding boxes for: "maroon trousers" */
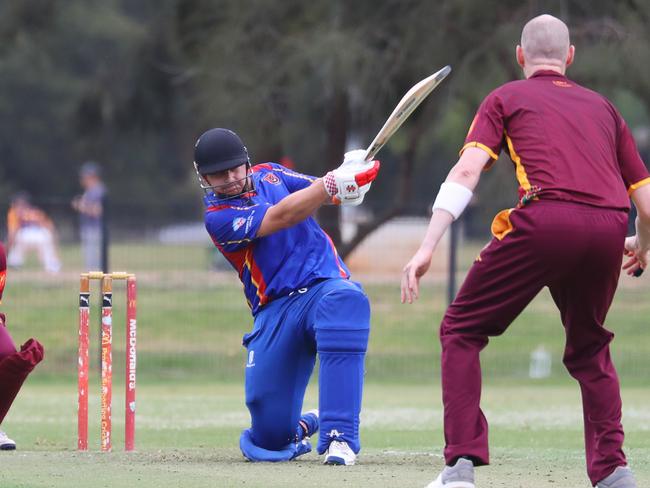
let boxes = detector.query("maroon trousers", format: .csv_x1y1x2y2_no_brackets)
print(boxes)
0,313,44,424
440,200,628,485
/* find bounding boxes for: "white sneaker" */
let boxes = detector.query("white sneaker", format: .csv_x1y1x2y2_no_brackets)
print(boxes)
0,431,16,450
425,458,475,488
323,440,356,465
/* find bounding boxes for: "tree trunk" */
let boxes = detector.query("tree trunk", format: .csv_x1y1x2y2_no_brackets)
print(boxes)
318,87,349,246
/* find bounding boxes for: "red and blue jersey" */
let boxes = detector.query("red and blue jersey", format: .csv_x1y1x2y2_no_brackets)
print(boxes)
204,163,350,315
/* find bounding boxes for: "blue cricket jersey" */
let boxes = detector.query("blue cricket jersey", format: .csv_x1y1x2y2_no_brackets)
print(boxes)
204,163,351,315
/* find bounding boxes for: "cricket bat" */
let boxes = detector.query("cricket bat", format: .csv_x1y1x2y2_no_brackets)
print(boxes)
364,65,452,162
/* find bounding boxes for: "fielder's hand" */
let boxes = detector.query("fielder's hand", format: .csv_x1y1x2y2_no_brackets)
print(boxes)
401,248,433,304
623,235,648,277
323,150,380,206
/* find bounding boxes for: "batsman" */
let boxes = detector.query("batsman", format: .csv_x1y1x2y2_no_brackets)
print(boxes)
401,14,650,488
193,128,380,464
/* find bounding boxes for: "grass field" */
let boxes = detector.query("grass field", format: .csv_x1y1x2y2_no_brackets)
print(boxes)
1,381,649,487
4,242,650,383
1,241,649,487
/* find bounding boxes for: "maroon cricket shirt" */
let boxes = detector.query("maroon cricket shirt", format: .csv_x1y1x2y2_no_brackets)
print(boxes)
462,70,650,210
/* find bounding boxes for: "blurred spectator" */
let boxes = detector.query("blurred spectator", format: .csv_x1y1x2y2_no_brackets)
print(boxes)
6,192,61,273
71,161,106,271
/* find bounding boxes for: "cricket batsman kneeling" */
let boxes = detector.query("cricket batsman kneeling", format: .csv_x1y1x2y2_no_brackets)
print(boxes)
193,128,380,465
0,242,45,450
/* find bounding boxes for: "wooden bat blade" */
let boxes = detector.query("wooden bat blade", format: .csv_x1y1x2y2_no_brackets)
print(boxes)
364,65,451,161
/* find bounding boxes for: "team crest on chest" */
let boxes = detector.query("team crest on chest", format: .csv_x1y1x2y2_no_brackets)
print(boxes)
263,173,281,185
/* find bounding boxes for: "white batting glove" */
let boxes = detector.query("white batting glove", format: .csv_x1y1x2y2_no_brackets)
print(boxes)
341,183,371,206
341,149,368,166
323,150,380,205
339,149,374,206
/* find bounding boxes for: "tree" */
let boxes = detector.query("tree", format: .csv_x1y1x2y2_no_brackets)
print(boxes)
1,0,648,244
174,0,535,255
0,0,194,227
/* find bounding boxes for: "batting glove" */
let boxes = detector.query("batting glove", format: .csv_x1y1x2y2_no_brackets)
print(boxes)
323,150,380,206
341,149,369,167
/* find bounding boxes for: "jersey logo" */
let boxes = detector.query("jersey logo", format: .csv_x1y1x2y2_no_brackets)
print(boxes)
245,213,254,233
327,429,344,438
246,350,256,368
232,217,246,232
552,80,572,88
263,173,281,185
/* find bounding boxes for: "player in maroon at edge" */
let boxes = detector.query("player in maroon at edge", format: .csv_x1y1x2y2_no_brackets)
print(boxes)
401,14,650,488
0,242,45,450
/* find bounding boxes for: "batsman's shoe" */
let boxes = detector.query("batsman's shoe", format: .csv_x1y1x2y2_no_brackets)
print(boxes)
596,466,637,488
0,431,16,450
425,458,475,488
299,409,319,440
323,440,356,466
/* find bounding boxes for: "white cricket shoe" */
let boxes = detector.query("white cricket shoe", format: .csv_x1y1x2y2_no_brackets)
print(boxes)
323,440,356,466
425,458,475,488
0,431,16,450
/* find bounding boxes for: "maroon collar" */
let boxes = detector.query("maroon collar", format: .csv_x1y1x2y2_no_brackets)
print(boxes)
530,69,567,79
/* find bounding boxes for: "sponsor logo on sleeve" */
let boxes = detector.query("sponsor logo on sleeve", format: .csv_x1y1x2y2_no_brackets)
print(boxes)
245,213,255,233
232,217,246,232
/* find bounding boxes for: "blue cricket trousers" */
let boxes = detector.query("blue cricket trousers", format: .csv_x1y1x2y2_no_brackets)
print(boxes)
241,278,370,459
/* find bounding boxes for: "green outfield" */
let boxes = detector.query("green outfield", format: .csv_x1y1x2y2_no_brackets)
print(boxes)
1,241,649,487
1,382,649,487
4,242,650,384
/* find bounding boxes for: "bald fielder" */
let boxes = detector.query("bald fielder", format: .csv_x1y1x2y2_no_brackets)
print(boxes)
193,128,380,464
0,242,45,450
401,15,650,488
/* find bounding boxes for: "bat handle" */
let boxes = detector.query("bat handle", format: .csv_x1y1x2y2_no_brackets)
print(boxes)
633,267,644,277
363,147,378,163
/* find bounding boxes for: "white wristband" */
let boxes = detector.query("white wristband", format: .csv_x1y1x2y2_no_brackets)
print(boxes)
432,182,473,220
